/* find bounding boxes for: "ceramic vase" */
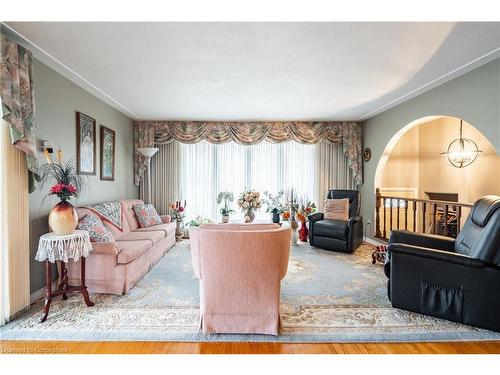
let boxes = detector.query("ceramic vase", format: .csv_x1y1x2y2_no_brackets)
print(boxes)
298,220,308,242
222,215,229,223
48,201,78,235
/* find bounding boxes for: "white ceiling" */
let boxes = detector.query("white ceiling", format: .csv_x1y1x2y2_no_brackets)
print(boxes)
4,22,500,121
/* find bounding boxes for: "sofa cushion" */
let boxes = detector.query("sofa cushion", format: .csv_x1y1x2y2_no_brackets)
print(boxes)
117,230,165,246
314,219,348,239
121,199,146,231
133,203,163,228
77,213,114,242
116,240,152,264
77,206,130,240
136,222,176,236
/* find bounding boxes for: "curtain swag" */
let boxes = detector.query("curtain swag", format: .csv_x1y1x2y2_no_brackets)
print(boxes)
0,33,39,192
134,121,363,186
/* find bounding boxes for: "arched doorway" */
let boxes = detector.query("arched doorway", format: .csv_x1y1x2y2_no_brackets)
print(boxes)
373,115,500,238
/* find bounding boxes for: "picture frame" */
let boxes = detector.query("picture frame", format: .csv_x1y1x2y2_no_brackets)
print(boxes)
76,112,96,175
100,125,116,181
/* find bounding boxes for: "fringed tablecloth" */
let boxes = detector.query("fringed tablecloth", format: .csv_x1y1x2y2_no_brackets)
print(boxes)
36,230,93,263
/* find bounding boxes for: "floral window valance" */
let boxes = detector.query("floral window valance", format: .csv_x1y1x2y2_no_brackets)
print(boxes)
134,121,363,186
1,33,39,192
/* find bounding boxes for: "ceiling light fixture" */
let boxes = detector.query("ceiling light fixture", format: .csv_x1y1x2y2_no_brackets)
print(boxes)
440,119,482,168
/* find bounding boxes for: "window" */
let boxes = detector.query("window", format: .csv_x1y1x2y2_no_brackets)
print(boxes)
180,141,316,222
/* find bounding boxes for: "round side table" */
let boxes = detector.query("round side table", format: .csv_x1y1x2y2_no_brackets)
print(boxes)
36,230,94,322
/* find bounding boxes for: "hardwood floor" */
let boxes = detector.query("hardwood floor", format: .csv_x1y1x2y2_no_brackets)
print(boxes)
1,340,500,354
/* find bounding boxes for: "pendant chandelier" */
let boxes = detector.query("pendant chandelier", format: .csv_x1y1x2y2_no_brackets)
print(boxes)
440,119,482,168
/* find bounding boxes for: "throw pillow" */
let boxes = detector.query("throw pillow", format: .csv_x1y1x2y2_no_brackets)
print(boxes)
133,203,163,228
324,198,349,221
77,213,114,242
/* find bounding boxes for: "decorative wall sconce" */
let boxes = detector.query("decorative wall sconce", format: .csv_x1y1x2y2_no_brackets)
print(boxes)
440,119,482,168
41,140,63,163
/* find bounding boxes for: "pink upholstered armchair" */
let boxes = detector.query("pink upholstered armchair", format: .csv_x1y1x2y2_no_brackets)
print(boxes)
190,224,291,335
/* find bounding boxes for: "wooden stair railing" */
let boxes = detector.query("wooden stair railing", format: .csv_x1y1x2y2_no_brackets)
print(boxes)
375,188,474,241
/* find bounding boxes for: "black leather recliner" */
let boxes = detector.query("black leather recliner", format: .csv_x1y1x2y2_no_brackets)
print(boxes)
385,195,500,332
307,190,363,253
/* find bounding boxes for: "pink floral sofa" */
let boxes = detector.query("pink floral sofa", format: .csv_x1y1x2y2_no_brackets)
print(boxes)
67,199,176,295
190,223,291,335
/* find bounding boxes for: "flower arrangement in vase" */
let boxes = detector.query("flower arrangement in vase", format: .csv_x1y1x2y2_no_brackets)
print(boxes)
263,190,286,223
237,189,262,223
169,200,186,241
39,157,85,235
216,191,234,223
296,200,317,242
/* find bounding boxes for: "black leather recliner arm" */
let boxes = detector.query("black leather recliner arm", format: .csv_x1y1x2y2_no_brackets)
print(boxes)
348,215,362,228
308,212,324,222
307,212,324,246
348,215,363,252
389,230,456,252
386,231,459,277
389,243,485,267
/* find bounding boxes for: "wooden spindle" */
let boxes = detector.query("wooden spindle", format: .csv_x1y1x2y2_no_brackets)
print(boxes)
432,203,437,235
383,198,387,239
396,200,400,230
413,201,417,232
375,188,382,238
389,199,393,234
404,200,408,230
444,204,449,237
422,202,426,233
457,206,462,234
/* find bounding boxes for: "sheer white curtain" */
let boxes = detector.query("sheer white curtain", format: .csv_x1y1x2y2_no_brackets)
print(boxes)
152,140,356,223
179,141,317,222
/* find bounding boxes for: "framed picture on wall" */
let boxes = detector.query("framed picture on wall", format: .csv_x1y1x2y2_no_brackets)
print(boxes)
76,112,96,175
100,125,115,181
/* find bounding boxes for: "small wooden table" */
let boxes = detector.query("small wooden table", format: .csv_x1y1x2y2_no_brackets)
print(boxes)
35,230,94,322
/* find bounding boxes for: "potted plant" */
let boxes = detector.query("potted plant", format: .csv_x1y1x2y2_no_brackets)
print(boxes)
186,215,213,237
39,157,85,235
216,191,234,223
187,215,213,228
263,190,285,223
236,189,262,223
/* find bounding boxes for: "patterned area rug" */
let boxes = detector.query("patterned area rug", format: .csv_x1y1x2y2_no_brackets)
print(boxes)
2,242,500,342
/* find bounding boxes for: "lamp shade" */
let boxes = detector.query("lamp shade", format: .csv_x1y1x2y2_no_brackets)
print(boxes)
137,147,159,158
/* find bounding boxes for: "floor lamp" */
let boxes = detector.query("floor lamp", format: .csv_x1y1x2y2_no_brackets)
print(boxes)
137,147,159,204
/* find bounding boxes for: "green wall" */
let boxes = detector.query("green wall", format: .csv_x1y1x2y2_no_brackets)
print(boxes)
361,58,500,237
29,59,138,294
